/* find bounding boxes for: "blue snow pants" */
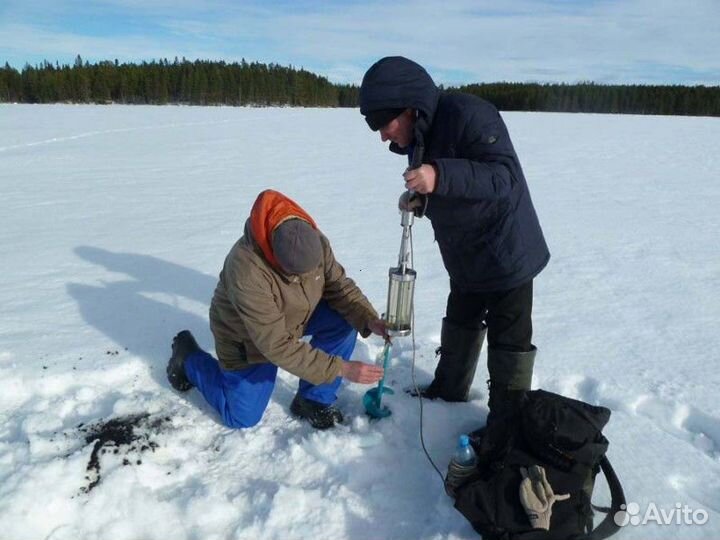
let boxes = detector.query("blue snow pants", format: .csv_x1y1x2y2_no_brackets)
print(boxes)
184,300,357,428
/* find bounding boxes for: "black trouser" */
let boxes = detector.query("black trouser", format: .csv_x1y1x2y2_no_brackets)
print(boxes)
446,280,533,353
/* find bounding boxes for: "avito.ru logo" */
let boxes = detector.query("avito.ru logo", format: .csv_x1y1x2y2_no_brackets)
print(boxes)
614,502,709,527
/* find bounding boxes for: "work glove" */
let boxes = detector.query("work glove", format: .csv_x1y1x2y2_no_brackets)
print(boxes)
398,191,427,217
519,465,570,530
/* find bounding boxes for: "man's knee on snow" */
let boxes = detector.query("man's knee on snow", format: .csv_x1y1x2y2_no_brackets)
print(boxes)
221,407,265,429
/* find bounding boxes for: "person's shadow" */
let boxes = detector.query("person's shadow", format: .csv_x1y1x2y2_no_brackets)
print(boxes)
67,246,218,390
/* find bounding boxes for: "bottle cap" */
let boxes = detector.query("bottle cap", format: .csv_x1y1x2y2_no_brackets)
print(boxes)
459,434,469,447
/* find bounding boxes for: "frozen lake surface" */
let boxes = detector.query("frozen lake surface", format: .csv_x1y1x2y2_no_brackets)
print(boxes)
1,104,719,539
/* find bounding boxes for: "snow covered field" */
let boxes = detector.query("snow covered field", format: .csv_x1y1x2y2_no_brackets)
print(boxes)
1,104,719,539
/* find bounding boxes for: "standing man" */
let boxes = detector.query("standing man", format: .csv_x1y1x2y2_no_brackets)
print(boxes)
359,57,549,432
167,189,385,430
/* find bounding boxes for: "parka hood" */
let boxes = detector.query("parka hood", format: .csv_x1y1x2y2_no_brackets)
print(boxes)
359,56,439,123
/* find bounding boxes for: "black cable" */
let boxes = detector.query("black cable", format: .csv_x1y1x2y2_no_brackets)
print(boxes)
408,227,446,485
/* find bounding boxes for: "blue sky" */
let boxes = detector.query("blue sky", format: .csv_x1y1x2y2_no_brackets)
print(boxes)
1,0,718,86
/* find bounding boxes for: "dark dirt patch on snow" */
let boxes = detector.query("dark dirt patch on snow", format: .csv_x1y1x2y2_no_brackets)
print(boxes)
77,413,170,493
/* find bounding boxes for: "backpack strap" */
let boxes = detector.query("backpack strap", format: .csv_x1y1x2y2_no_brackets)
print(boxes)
584,456,626,540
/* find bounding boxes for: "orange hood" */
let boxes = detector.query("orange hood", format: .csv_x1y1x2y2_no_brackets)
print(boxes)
250,189,318,271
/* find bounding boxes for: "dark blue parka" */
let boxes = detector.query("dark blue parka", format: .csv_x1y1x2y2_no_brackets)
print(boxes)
360,57,550,292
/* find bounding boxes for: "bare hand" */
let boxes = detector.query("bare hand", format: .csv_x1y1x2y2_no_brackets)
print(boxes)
367,318,390,340
341,361,384,384
403,164,437,194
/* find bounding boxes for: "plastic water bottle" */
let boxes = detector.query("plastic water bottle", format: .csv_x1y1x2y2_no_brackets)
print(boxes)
445,434,478,497
454,435,477,465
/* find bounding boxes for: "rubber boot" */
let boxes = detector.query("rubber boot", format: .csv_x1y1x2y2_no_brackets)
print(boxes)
472,347,536,460
486,346,536,424
413,318,486,402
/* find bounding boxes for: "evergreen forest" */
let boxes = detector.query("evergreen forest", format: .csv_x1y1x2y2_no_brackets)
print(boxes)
1,57,718,117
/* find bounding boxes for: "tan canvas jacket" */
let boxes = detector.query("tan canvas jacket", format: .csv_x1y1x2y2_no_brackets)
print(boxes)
209,221,378,385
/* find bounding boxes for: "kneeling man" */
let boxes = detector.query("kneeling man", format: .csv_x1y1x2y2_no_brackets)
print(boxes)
167,189,385,429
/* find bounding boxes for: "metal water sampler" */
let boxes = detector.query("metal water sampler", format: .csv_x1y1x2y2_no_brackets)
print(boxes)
385,199,417,336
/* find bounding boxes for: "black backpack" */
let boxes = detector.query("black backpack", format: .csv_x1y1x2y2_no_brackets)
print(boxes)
454,390,626,540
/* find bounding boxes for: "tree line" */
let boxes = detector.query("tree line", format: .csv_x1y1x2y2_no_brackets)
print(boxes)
456,82,720,117
1,57,718,116
0,56,358,107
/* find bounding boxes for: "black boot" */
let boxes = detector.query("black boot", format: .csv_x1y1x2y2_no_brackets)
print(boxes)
166,330,199,392
486,347,535,424
290,394,344,430
471,347,536,459
410,318,486,402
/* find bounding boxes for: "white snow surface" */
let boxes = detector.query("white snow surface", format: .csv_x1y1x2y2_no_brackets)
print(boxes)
1,104,719,539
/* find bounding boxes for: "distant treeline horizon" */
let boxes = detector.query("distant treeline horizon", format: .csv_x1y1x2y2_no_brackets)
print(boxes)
2,57,719,117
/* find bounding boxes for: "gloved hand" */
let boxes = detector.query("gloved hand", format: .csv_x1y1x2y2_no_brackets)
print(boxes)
398,191,427,217
519,465,570,530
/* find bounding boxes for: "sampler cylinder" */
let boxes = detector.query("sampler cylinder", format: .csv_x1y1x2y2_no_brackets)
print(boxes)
385,266,417,336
